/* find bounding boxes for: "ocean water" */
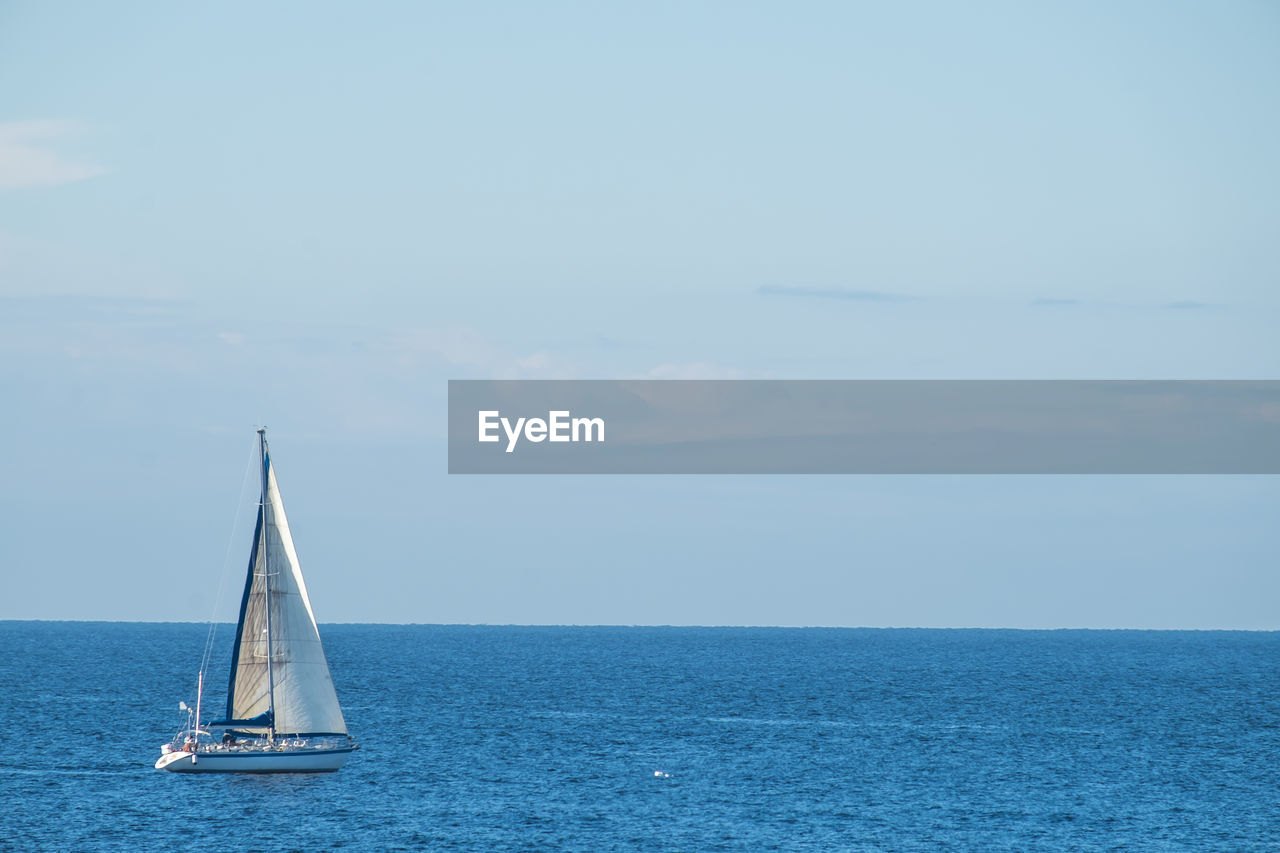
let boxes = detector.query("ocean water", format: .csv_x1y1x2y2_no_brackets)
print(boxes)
1,624,1277,851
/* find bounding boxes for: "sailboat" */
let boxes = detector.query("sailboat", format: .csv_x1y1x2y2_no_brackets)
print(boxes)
156,428,356,773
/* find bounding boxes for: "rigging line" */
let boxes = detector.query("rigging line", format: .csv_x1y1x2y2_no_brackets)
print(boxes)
198,432,260,684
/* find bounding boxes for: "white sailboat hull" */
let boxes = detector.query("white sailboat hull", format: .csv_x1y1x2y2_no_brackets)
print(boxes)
155,747,352,773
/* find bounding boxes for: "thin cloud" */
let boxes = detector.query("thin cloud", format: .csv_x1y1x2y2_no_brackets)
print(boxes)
0,120,105,191
386,327,579,378
647,362,745,379
1165,300,1216,310
1032,297,1082,307
0,293,184,319
758,285,912,303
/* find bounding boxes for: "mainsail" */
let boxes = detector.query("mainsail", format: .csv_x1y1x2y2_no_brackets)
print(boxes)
223,450,347,736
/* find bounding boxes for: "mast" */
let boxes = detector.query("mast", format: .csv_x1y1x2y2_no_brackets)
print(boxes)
259,427,277,741
195,670,203,739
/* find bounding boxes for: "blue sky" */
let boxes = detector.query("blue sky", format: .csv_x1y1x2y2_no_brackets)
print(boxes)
1,2,1277,625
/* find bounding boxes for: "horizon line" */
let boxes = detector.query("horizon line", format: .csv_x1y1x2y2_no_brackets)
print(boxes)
1,619,1276,632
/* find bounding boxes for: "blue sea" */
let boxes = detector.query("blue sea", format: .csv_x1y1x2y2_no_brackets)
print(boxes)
1,624,1277,851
